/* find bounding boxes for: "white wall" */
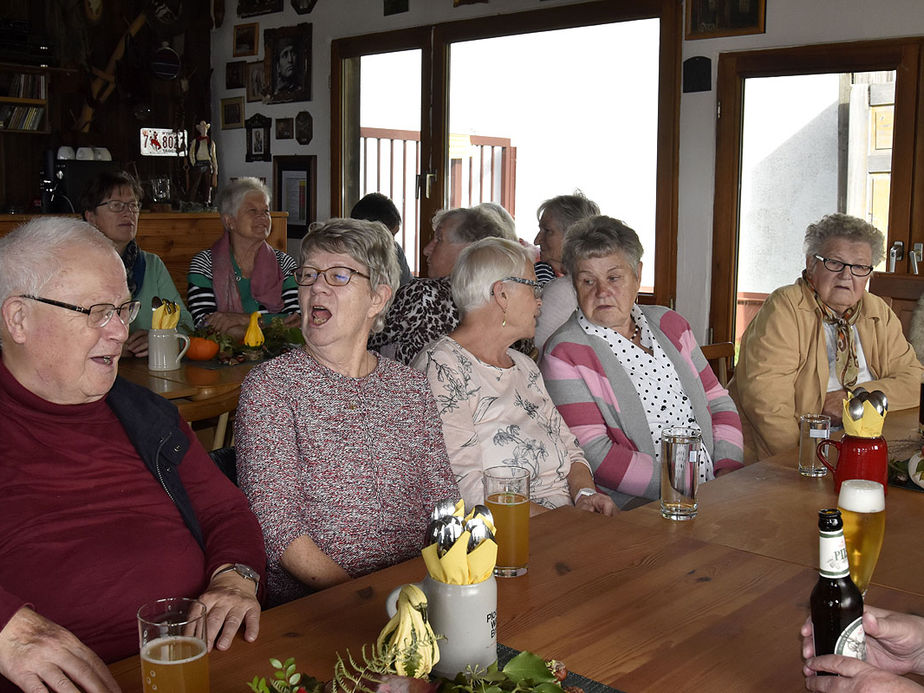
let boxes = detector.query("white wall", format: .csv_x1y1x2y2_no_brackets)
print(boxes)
210,0,924,340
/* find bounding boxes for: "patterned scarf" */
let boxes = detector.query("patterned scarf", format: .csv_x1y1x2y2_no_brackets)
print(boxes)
210,231,284,314
800,271,861,388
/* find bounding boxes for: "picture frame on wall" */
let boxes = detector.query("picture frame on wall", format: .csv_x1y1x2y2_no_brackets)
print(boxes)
273,155,317,239
245,113,272,162
264,23,312,104
246,61,265,102
276,117,294,139
238,0,283,18
220,97,245,130
295,110,313,145
232,23,259,57
226,61,246,90
685,0,766,40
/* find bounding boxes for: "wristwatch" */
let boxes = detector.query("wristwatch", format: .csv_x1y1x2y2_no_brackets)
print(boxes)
573,487,597,503
213,563,260,594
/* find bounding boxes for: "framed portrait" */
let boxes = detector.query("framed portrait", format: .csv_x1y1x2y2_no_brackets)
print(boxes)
226,61,246,90
246,61,265,102
245,113,272,162
384,0,409,15
220,97,245,130
264,23,311,104
238,0,283,18
273,155,317,239
232,23,259,57
290,0,318,13
295,110,313,145
685,0,766,40
276,117,294,140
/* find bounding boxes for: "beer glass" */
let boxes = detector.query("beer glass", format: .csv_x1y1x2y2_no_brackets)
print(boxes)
138,597,209,693
660,426,701,520
799,414,831,477
483,466,530,577
837,479,886,595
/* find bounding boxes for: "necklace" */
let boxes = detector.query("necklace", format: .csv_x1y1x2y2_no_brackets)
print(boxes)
630,321,641,342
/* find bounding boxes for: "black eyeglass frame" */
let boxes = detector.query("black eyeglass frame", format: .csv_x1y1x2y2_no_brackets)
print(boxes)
813,254,874,277
19,295,141,328
293,265,371,287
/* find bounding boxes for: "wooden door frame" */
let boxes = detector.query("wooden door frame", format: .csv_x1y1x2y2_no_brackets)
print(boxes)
709,38,922,344
331,0,680,297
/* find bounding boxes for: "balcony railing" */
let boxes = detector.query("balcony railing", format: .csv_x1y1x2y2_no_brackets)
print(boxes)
360,126,516,276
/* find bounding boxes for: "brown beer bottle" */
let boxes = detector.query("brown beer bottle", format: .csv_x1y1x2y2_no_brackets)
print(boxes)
810,508,866,665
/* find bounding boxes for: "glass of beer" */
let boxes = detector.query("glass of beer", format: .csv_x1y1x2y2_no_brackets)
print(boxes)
660,426,701,520
837,479,886,595
138,597,209,693
483,466,530,577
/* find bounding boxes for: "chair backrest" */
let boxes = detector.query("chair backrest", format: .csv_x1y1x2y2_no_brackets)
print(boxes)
868,271,924,341
700,342,735,387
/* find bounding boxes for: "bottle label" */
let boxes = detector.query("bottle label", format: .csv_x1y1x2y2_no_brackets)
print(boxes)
835,616,867,660
819,531,850,578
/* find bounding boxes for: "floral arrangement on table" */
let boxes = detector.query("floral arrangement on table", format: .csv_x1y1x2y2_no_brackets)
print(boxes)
189,315,304,364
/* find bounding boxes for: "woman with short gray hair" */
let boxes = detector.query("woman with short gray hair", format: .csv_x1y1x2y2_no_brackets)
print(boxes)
540,215,743,510
237,218,458,605
413,237,615,516
187,177,299,340
730,212,922,462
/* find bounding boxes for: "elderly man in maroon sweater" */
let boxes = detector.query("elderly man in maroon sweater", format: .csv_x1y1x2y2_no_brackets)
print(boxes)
0,218,266,692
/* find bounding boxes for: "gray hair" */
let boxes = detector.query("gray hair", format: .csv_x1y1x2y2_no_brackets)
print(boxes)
299,218,400,333
474,202,516,238
536,191,600,232
0,217,121,304
432,206,517,245
451,237,532,316
803,213,885,266
562,215,644,279
215,177,271,218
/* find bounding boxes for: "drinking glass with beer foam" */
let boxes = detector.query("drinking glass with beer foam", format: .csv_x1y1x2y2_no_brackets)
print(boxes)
138,597,209,693
483,466,530,577
837,479,886,596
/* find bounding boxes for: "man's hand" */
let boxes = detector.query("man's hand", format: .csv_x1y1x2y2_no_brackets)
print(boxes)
198,568,261,652
0,606,120,693
803,655,923,692
121,330,149,358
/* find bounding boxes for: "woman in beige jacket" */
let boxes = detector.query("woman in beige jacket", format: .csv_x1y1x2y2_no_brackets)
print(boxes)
729,213,923,462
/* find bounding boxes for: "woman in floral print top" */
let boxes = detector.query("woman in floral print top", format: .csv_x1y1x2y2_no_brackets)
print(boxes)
412,237,615,516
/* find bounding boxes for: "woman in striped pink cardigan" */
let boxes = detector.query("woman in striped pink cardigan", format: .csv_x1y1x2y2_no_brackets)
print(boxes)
539,216,743,509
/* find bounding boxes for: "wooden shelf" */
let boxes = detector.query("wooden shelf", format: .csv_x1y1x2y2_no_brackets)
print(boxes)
0,64,50,134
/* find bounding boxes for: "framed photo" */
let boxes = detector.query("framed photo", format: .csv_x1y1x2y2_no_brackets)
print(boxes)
226,61,246,89
232,23,259,57
384,0,409,15
276,117,294,140
290,0,318,13
220,97,245,130
264,23,311,104
245,113,272,162
246,61,265,102
238,0,283,18
273,155,317,239
685,0,766,40
295,110,313,145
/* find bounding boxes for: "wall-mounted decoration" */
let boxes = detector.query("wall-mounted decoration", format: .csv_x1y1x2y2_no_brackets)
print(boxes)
384,0,409,14
151,45,181,80
264,23,311,104
273,155,317,238
226,60,246,89
453,0,487,5
246,61,265,102
295,110,313,145
246,113,272,162
238,0,283,17
220,96,245,129
233,23,259,57
291,0,318,13
685,0,766,40
276,117,294,139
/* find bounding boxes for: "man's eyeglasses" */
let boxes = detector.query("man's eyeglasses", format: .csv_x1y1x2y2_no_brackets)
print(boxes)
19,295,141,328
293,266,370,287
813,254,874,277
498,276,543,299
96,200,141,214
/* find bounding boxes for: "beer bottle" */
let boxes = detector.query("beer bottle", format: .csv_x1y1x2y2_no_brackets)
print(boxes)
810,508,866,664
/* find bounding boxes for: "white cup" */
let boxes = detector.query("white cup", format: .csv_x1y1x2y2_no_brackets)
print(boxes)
386,575,497,678
148,329,190,371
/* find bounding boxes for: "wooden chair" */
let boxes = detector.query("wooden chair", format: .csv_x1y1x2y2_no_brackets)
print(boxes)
700,342,735,387
175,385,241,450
868,271,924,341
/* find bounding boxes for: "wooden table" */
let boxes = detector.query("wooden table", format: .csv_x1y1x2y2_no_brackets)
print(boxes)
109,504,924,692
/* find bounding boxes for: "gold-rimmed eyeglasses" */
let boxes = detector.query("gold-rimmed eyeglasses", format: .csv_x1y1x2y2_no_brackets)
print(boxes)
96,200,141,214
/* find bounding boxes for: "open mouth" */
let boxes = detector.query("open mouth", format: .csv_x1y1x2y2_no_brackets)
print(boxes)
91,355,116,366
310,306,331,325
